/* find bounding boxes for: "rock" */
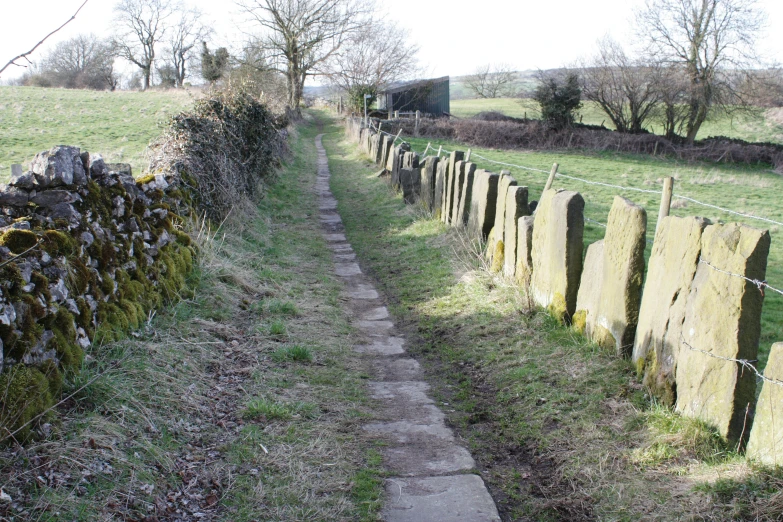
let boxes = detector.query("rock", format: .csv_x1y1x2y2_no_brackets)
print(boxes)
106,163,132,177
400,168,420,204
455,162,477,227
31,189,80,208
30,145,85,187
10,165,35,189
486,172,517,263
574,196,647,355
675,223,770,441
82,152,108,179
515,216,535,287
49,278,69,302
746,343,783,465
530,189,585,322
49,203,82,222
380,135,393,169
0,186,30,207
433,159,448,221
420,156,439,211
80,231,95,247
467,170,499,242
503,185,530,278
11,221,31,230
449,161,466,225
632,216,709,406
442,151,464,224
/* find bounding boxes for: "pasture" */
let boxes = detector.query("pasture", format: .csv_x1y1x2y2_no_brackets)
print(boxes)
0,86,195,180
449,97,783,145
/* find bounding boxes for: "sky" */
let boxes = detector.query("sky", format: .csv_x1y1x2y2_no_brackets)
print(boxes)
1,0,782,85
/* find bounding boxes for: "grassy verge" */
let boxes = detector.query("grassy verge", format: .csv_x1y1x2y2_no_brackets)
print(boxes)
449,97,783,144
0,115,383,521
0,86,194,179
398,133,783,367
324,114,783,521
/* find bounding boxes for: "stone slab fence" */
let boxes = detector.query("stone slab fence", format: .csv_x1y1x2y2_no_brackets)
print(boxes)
345,117,783,465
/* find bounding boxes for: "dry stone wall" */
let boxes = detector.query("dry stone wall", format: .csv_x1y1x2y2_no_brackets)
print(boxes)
0,145,195,438
346,118,781,450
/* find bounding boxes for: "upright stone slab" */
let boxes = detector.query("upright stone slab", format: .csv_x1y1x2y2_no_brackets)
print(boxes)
442,151,464,224
450,161,467,225
420,156,439,212
456,162,477,227
515,216,534,287
486,172,517,262
747,343,783,465
403,151,420,170
530,189,585,322
675,223,770,442
467,170,499,242
502,186,530,278
632,216,708,406
574,196,647,355
400,168,421,204
373,134,383,164
390,144,410,192
434,159,448,221
380,136,393,170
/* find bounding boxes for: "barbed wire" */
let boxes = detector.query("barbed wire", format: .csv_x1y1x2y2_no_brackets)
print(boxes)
680,333,783,388
699,257,783,297
584,217,607,228
360,120,783,229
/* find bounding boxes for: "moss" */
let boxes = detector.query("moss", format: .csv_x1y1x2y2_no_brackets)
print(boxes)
41,230,76,257
30,272,51,301
572,310,587,334
67,258,91,295
547,292,569,325
136,173,156,185
0,229,38,254
99,272,115,295
119,299,143,329
0,365,54,442
490,240,504,273
641,349,676,407
46,307,82,370
173,230,192,247
75,297,93,337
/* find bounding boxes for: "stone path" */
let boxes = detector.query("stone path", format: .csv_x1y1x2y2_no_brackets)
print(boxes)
315,135,501,521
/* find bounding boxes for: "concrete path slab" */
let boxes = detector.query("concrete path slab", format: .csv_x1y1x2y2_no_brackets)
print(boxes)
383,475,501,522
315,133,499,522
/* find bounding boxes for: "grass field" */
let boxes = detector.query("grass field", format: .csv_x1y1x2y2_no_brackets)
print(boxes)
449,97,783,144
398,134,783,370
0,86,196,180
326,112,783,520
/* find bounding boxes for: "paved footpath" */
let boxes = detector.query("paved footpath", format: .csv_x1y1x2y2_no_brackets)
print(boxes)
315,135,501,521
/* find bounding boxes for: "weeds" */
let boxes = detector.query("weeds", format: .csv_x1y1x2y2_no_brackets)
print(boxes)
271,344,313,363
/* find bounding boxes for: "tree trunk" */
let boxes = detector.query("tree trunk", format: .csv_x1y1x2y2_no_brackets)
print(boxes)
142,66,151,91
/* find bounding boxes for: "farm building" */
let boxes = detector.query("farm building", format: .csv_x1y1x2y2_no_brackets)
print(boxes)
378,76,450,116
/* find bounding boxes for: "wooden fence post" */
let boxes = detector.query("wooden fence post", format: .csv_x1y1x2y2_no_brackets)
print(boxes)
465,149,472,163
543,163,559,192
437,145,443,158
656,176,675,234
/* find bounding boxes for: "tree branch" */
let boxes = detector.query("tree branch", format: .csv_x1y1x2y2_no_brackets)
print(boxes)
0,0,90,77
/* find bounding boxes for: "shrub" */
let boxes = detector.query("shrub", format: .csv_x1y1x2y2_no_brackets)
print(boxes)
533,72,582,129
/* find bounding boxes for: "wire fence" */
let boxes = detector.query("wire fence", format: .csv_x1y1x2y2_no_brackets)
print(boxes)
362,119,783,296
680,333,782,387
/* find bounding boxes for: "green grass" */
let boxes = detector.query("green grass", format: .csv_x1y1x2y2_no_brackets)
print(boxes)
450,97,783,144
399,134,783,368
0,108,384,521
324,114,783,520
0,86,195,179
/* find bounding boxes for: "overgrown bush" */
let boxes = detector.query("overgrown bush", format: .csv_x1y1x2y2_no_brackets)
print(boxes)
149,84,288,221
533,73,582,129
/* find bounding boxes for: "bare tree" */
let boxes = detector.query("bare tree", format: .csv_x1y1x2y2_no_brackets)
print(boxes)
463,63,516,99
236,0,374,117
636,0,765,143
33,34,118,90
0,0,89,77
163,5,211,87
325,20,419,112
113,0,174,90
579,37,660,133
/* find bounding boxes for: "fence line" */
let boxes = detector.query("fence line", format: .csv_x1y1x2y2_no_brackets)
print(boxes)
366,121,783,229
699,258,783,298
680,333,782,387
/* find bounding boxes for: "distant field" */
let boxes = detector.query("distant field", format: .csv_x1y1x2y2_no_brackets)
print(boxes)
402,133,783,369
450,97,783,144
0,86,196,180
